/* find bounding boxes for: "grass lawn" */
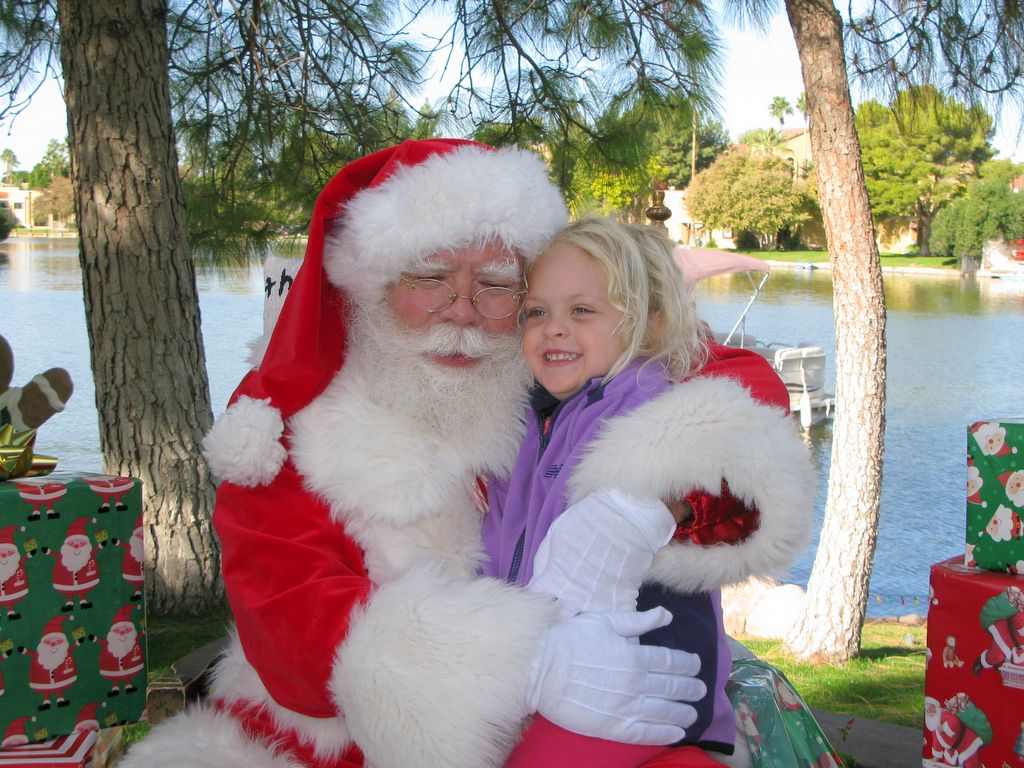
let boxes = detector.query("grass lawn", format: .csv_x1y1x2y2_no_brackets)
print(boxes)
145,605,234,679
140,611,926,730
735,249,959,271
737,620,927,729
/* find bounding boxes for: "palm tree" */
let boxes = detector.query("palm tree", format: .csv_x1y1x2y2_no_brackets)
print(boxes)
796,92,809,123
769,95,793,126
0,149,17,184
738,127,786,152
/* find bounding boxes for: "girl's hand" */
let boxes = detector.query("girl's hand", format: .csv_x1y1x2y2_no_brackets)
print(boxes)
664,498,695,526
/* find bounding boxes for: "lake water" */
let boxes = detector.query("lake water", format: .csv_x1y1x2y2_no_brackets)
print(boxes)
3,238,1022,617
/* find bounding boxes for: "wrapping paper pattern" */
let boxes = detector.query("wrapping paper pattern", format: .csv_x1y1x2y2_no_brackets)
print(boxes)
0,472,146,747
727,659,844,767
924,556,1024,766
966,419,1024,573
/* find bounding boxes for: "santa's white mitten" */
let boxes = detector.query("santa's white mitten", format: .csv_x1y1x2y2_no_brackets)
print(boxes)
525,607,704,744
527,487,676,617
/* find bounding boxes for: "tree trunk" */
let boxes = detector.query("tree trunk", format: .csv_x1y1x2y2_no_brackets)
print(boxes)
916,202,934,255
57,0,223,614
781,0,887,663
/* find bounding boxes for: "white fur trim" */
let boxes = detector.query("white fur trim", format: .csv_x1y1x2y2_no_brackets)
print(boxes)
204,631,354,761
331,564,556,768
116,704,303,768
323,146,567,298
202,396,287,487
568,376,814,593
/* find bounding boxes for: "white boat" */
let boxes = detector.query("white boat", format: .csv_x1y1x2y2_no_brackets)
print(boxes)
981,238,1024,279
675,248,836,429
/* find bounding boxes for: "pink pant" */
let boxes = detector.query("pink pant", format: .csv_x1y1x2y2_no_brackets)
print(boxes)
506,717,729,768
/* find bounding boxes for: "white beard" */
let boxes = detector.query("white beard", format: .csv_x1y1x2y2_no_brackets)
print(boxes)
37,640,69,671
0,551,20,582
60,541,92,574
288,298,532,580
129,532,144,564
107,628,138,659
347,300,531,455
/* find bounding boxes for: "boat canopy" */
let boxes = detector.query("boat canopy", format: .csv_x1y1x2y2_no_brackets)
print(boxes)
673,248,771,284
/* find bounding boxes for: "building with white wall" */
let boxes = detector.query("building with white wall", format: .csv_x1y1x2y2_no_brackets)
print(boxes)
0,184,43,227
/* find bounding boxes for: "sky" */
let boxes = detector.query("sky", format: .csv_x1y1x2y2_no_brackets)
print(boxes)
1,10,1021,171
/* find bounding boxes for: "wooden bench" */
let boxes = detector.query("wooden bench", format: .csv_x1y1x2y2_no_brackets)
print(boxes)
145,637,229,724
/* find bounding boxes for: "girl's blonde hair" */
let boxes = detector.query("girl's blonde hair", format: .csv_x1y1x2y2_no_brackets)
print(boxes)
534,216,708,381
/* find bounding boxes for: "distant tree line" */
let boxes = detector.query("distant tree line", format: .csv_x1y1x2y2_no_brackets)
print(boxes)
673,85,1021,256
6,81,1020,259
0,139,75,228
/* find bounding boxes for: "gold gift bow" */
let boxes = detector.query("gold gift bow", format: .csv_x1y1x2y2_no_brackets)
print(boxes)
0,423,58,480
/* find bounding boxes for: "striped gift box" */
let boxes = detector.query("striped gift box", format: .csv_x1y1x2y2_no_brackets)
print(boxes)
0,730,96,767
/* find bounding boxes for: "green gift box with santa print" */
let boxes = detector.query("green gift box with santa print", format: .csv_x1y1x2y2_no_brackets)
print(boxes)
966,419,1024,574
0,471,147,746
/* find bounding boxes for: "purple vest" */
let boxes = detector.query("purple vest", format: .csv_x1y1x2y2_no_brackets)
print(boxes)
481,360,736,752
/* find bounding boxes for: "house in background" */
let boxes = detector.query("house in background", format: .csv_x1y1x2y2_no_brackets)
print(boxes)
660,127,920,253
0,183,43,227
660,128,825,249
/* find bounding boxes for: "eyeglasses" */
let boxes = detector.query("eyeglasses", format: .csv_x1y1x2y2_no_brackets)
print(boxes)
398,275,526,320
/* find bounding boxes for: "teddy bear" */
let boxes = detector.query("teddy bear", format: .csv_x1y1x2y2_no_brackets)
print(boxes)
0,334,74,431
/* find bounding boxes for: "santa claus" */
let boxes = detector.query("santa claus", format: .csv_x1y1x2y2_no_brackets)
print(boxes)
119,139,805,768
73,702,104,733
923,693,991,768
973,585,1024,675
1003,469,1024,508
20,615,79,710
98,605,145,695
984,504,1024,543
43,517,101,611
0,716,34,747
116,517,144,602
0,525,30,619
966,459,984,507
973,421,1012,457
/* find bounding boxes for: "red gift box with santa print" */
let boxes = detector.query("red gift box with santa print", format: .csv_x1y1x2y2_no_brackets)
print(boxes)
0,471,146,748
966,419,1024,573
924,556,1024,767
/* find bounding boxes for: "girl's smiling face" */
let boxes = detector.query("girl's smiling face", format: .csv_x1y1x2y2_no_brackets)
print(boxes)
522,242,626,400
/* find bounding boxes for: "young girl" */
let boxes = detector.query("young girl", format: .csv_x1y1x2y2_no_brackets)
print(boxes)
481,217,812,767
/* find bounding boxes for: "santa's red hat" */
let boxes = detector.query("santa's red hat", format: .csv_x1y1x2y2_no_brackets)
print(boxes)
1,716,34,746
64,517,93,540
74,702,104,732
1000,470,1024,487
0,525,23,546
110,604,136,628
202,139,567,488
41,614,72,639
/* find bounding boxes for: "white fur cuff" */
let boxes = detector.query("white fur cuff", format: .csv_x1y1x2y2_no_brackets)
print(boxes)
202,396,287,487
568,377,814,592
331,565,555,768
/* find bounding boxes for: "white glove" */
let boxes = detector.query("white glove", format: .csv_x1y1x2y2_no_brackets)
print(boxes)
525,607,706,745
528,487,676,616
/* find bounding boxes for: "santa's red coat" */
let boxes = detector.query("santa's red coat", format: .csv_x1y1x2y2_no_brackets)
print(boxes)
28,653,77,693
99,641,145,681
0,564,28,604
119,545,144,584
50,553,100,594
